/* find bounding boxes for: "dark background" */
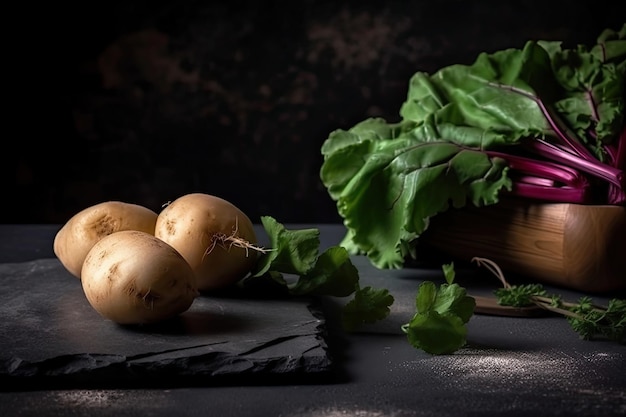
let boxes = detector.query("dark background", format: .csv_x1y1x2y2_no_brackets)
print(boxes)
6,1,625,224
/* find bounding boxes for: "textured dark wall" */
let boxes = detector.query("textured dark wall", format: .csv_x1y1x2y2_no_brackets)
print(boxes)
7,1,625,224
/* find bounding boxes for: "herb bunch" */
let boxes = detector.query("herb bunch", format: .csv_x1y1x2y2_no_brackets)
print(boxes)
474,257,626,343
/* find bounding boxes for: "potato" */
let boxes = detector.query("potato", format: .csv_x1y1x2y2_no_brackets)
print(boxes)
155,193,261,291
81,230,198,324
53,201,158,278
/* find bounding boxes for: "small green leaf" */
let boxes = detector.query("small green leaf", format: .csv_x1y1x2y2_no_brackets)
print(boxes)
403,310,468,355
415,281,437,313
442,262,455,284
342,286,394,332
290,246,359,296
403,267,476,355
434,283,475,324
252,216,320,276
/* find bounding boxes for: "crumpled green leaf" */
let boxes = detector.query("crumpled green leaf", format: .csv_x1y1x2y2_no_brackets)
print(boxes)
240,217,393,330
248,216,356,294
321,118,511,269
404,310,468,355
403,265,476,355
400,41,557,138
414,281,475,325
431,283,476,324
251,216,320,277
342,286,395,332
289,245,359,296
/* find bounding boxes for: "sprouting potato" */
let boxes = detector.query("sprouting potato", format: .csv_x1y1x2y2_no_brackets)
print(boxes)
81,230,198,325
53,201,158,279
154,193,265,291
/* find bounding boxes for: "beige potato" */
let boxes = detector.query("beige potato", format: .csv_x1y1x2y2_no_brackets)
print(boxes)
81,230,198,324
155,193,261,291
53,201,158,278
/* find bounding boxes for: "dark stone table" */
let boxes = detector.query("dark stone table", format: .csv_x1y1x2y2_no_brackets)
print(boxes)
0,224,625,416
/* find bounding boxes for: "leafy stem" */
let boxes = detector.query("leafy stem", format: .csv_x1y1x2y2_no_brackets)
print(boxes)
472,257,626,343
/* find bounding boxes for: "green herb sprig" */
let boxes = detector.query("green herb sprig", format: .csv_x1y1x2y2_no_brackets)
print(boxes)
474,257,626,344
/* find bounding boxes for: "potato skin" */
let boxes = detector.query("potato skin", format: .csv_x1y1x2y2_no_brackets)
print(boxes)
53,201,158,278
81,230,198,324
155,193,258,291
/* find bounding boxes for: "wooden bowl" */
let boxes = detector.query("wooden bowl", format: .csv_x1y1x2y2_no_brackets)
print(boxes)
421,198,626,293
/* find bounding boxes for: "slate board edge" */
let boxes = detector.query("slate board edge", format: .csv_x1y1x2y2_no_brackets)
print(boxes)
0,299,336,390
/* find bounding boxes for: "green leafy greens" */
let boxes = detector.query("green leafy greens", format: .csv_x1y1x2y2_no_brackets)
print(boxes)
243,26,626,356
320,25,626,270
241,216,394,328
244,220,624,355
493,286,626,343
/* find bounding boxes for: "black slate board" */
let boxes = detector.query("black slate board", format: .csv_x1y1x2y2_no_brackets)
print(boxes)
0,259,333,389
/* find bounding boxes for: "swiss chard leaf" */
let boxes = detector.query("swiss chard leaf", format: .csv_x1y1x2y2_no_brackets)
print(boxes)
321,118,511,269
540,39,626,152
400,41,557,138
320,26,625,270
